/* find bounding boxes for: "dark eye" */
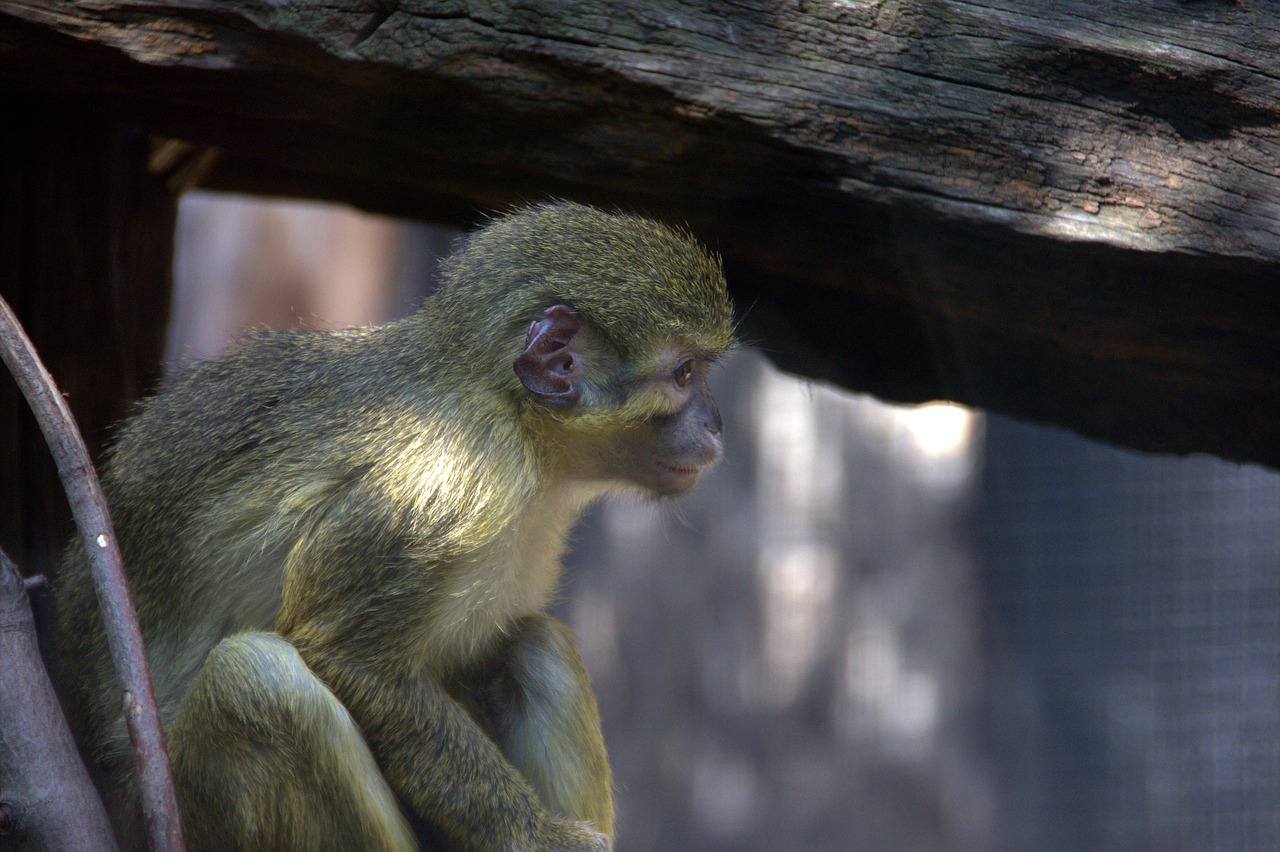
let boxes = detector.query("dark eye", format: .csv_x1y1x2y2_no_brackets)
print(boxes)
673,360,694,387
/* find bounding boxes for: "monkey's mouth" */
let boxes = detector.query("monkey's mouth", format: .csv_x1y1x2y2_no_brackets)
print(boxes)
653,461,704,492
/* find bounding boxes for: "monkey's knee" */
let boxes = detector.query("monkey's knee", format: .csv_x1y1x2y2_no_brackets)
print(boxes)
489,616,614,834
169,633,415,852
184,632,320,731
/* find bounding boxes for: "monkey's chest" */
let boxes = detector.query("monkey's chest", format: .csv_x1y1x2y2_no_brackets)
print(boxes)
420,515,569,667
413,481,587,667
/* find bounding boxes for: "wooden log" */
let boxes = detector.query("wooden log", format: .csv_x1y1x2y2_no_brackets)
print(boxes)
1,1,1277,466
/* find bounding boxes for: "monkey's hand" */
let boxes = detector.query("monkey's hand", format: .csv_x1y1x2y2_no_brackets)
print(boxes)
533,818,611,852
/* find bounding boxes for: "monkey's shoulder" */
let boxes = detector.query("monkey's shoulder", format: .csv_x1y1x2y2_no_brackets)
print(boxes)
109,329,395,472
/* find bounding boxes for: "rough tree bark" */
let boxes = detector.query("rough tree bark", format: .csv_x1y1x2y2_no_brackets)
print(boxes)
0,1,1277,471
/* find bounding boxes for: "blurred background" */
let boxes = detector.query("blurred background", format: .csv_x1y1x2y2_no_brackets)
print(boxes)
169,191,1280,852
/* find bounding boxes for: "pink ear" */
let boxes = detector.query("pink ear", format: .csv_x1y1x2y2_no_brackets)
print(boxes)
514,305,583,407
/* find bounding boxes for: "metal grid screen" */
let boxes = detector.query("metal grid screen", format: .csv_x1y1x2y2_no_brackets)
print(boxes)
978,414,1280,851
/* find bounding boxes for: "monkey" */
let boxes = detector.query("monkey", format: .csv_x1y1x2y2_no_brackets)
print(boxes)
51,201,734,851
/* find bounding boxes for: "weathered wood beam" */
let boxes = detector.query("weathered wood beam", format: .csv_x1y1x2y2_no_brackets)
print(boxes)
2,1,1277,466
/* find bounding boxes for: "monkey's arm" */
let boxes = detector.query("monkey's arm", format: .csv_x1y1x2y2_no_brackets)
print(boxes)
462,615,614,836
275,491,607,852
294,634,606,852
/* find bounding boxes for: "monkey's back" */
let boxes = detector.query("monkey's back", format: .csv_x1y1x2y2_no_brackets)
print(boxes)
53,318,538,801
53,327,419,789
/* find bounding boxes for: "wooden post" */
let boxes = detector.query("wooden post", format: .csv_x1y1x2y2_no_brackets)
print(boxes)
0,99,174,577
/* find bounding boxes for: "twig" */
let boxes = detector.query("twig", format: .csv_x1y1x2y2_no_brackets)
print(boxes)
0,295,185,851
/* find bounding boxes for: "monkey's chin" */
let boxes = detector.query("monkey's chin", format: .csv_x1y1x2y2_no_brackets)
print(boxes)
650,461,705,495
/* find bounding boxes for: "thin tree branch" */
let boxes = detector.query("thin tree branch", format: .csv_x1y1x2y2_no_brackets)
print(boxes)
0,295,185,851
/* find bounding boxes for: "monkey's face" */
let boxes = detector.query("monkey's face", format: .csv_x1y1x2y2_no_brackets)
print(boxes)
626,351,723,497
563,349,724,499
515,305,726,498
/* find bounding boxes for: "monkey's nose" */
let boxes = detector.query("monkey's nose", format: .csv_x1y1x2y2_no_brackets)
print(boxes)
699,396,723,437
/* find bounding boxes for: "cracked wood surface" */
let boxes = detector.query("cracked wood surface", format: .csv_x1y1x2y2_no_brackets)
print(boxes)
2,0,1278,466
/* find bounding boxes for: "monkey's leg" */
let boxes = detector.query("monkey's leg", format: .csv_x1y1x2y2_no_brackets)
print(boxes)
474,615,615,838
166,632,417,852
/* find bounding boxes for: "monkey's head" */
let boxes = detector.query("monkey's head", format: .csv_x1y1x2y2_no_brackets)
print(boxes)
432,202,734,496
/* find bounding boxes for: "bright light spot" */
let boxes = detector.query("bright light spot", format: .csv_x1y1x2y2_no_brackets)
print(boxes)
885,402,982,493
895,402,975,460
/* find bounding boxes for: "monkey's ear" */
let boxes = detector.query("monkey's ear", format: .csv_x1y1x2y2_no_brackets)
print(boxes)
514,305,584,407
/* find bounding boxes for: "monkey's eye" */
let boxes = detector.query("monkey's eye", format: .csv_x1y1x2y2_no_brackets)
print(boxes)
673,360,694,387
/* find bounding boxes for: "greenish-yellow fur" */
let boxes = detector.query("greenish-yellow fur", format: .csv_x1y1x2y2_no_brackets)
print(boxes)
53,202,733,851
